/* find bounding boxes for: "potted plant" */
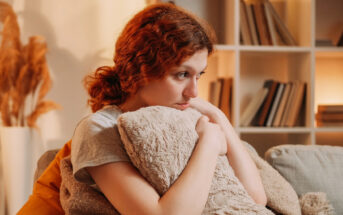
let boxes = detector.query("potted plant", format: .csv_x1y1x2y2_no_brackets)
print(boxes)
0,2,60,214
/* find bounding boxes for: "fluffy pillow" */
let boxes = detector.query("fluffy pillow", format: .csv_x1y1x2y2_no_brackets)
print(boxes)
243,141,301,215
117,106,273,214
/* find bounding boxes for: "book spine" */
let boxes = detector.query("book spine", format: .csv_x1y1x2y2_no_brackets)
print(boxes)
263,0,277,46
253,3,271,45
245,2,259,45
266,83,284,126
287,81,306,127
240,0,253,45
257,80,278,126
272,82,291,127
266,0,296,46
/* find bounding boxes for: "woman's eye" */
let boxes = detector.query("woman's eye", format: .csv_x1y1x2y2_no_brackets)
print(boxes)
177,72,189,79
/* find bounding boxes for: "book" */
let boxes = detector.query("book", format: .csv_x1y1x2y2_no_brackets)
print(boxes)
209,80,222,107
315,39,334,47
240,87,269,126
263,0,278,46
280,81,297,126
245,2,260,45
266,82,285,126
316,121,343,127
257,80,279,126
253,2,271,45
316,112,343,121
265,0,296,46
219,77,233,121
240,0,253,45
272,82,292,127
318,104,343,113
286,81,306,127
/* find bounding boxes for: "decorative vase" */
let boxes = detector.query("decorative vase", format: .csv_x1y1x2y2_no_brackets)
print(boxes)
0,127,44,215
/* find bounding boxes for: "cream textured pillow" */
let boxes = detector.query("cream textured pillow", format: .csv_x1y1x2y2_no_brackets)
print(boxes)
117,106,273,215
243,142,301,215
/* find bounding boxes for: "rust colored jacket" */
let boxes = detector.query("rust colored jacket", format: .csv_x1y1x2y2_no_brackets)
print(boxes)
17,140,71,215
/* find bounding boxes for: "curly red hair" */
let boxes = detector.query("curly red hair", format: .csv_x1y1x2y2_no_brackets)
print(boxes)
84,3,216,112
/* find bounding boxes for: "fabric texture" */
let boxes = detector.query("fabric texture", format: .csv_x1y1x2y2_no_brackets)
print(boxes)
71,105,130,185
299,192,335,215
265,144,343,214
117,106,274,215
242,141,301,215
17,140,71,215
60,156,119,215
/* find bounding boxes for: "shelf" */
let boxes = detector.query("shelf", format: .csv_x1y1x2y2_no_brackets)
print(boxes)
315,48,343,54
238,127,311,133
241,132,312,156
315,127,343,133
239,46,311,52
176,0,343,148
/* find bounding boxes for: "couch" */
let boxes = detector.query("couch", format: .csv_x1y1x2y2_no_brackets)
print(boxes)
33,143,342,215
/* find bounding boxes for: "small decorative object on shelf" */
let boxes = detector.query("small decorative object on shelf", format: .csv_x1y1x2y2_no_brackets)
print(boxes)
316,104,343,127
240,0,297,46
0,2,60,214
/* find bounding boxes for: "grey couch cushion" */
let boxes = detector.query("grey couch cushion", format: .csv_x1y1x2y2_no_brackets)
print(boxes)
265,144,343,214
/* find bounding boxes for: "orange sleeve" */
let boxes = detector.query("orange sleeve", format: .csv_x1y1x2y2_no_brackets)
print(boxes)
17,140,72,215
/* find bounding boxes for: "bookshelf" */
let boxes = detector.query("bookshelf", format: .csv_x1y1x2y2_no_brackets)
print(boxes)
167,0,343,156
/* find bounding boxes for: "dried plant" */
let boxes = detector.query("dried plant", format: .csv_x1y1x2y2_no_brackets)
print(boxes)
0,2,60,128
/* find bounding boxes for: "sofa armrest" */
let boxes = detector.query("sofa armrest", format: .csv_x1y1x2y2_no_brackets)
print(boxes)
34,149,59,183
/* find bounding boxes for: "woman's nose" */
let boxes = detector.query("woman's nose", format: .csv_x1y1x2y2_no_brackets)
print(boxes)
183,79,198,98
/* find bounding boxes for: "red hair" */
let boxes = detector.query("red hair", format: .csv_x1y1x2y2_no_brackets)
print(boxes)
84,3,216,112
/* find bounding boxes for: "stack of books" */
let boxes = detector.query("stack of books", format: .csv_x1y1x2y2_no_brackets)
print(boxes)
316,104,343,127
240,0,296,46
208,77,233,121
241,79,306,127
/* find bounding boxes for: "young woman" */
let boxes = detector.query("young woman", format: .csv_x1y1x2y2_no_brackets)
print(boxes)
19,3,266,215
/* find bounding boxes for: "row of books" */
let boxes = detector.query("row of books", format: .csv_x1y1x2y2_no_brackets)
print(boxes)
208,77,233,121
241,79,306,127
316,104,343,127
240,0,296,46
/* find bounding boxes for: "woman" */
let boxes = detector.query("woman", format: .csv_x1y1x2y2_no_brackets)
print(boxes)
20,3,266,214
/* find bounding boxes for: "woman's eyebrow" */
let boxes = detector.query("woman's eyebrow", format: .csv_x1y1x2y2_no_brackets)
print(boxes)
180,64,208,72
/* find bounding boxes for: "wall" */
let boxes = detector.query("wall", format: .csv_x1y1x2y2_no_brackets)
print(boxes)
4,0,146,149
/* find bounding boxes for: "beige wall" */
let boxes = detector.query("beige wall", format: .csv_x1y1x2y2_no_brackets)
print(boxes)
5,0,146,149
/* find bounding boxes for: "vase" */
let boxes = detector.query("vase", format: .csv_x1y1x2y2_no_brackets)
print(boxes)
0,127,44,215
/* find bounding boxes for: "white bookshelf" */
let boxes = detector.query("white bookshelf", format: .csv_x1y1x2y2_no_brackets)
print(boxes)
169,0,343,155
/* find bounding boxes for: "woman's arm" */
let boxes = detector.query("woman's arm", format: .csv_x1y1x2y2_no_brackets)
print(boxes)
87,116,226,215
189,98,267,206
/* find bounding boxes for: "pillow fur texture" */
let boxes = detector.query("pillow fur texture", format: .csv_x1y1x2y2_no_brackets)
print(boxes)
117,106,273,215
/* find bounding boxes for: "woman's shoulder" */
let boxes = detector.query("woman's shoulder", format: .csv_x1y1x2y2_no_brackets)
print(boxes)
76,105,123,132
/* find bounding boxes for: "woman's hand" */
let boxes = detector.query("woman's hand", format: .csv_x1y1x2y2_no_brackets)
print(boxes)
196,116,227,156
190,98,267,205
189,97,226,124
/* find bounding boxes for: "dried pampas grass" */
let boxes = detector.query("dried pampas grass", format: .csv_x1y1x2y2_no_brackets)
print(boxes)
0,2,60,128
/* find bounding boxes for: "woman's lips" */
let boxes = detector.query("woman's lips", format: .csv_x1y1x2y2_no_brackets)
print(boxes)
176,103,190,109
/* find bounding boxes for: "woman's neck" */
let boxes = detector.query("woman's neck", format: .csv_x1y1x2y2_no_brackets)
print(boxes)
118,95,145,112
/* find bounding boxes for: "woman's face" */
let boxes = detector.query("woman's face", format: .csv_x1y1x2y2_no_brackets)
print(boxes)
135,49,208,110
